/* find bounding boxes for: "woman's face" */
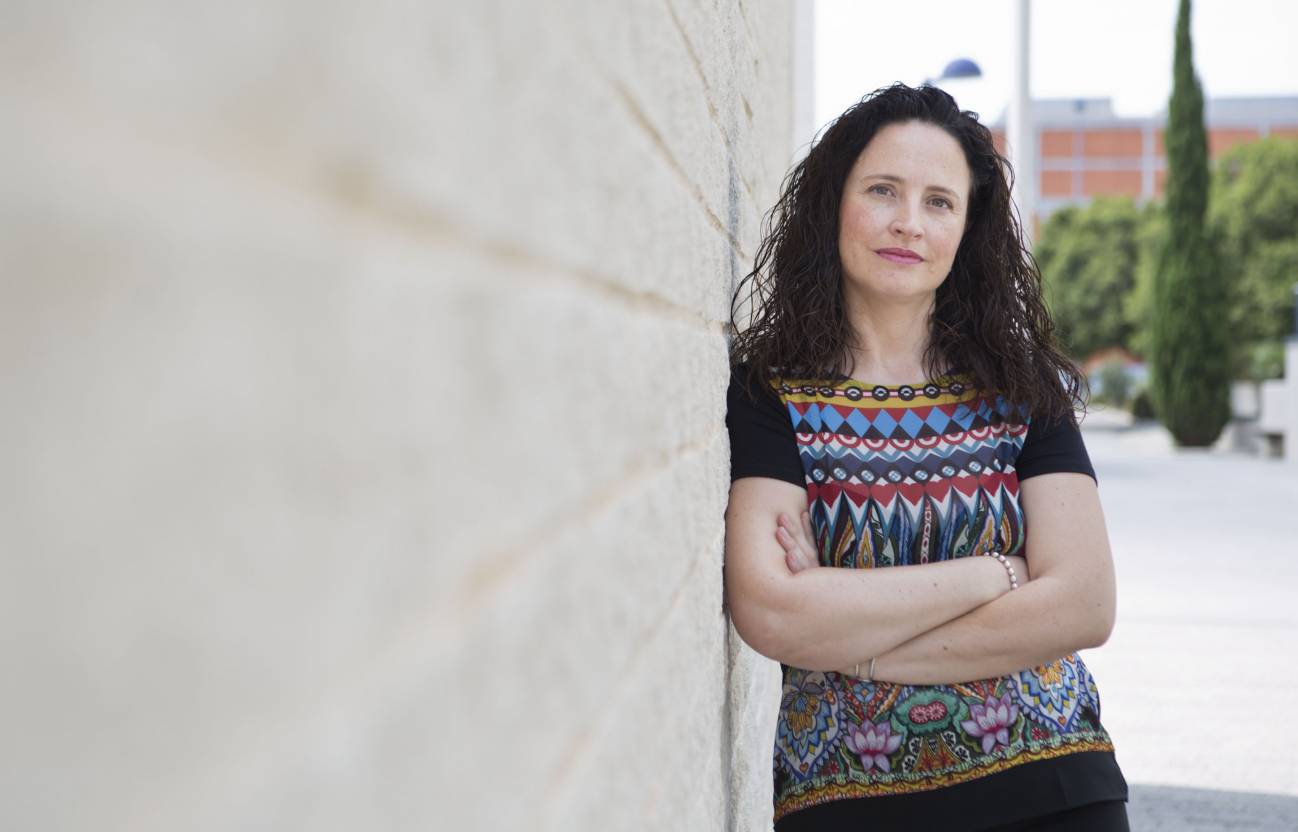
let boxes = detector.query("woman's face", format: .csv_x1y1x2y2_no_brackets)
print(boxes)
837,120,972,308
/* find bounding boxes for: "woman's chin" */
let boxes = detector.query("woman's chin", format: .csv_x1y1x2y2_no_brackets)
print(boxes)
846,283,942,307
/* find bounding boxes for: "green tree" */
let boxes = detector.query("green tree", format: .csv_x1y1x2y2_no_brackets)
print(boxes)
1036,197,1155,359
1123,206,1167,361
1148,0,1232,446
1208,137,1298,377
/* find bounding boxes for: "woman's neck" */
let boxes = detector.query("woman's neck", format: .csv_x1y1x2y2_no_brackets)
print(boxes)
841,295,942,385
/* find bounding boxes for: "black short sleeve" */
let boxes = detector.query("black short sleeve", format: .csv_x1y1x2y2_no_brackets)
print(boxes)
726,364,805,486
1015,408,1098,484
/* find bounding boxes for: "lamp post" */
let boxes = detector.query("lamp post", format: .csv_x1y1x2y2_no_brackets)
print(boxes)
1008,0,1034,246
925,4,1033,245
1287,284,1298,464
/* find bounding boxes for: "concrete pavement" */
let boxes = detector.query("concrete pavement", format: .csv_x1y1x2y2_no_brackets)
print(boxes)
1077,406,1298,830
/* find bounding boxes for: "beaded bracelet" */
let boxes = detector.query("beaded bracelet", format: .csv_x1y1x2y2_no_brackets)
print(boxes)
986,549,1019,590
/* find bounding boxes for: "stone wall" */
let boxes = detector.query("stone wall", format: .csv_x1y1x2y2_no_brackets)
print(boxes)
1,2,798,830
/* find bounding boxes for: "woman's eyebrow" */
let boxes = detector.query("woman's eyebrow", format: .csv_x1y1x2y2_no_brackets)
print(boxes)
864,173,961,200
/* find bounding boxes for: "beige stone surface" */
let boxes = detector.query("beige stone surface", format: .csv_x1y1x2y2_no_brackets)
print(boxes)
1,2,793,830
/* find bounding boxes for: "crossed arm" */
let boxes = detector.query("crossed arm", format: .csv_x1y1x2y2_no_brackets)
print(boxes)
722,472,1117,685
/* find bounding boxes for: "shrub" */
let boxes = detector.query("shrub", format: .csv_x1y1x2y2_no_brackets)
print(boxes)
1130,387,1157,421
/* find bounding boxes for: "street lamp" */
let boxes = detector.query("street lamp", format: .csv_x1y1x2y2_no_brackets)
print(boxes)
924,58,983,86
932,58,983,83
925,58,990,120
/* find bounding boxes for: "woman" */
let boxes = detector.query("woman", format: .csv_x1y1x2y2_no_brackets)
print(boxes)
724,84,1129,830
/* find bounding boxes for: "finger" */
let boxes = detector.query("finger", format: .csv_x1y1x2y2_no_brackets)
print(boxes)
800,511,815,546
776,527,811,572
779,537,803,573
775,527,808,563
789,512,817,567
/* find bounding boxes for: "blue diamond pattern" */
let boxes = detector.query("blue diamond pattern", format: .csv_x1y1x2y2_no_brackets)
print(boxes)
925,408,951,433
871,411,898,435
898,410,925,437
844,409,870,436
786,401,803,428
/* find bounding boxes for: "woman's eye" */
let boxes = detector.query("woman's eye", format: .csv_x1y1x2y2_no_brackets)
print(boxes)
930,198,952,209
868,184,892,196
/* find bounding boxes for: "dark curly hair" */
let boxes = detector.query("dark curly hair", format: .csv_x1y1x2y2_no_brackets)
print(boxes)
729,82,1087,423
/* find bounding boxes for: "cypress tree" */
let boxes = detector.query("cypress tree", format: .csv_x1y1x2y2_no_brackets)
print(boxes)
1149,0,1232,446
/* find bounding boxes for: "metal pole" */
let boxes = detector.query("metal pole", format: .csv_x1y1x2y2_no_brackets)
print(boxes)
791,0,816,161
1009,0,1035,247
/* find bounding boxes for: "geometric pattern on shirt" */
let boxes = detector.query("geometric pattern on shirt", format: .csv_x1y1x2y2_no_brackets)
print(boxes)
764,375,1116,823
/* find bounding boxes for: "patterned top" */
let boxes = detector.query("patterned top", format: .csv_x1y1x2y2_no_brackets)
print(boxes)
726,364,1127,829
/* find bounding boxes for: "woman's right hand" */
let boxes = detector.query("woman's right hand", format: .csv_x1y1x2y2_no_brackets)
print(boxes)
774,511,819,574
775,514,1031,586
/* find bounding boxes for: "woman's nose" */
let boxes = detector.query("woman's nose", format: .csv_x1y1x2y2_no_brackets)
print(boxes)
890,202,922,237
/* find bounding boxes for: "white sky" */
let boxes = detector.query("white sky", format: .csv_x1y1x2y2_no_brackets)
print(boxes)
815,0,1298,131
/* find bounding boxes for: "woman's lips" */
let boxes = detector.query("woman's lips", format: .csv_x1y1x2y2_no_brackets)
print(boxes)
876,249,923,264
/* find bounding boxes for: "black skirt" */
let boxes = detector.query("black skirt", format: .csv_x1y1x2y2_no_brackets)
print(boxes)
774,751,1128,832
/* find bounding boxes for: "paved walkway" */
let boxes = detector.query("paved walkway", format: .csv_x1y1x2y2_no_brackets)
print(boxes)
1078,407,1298,830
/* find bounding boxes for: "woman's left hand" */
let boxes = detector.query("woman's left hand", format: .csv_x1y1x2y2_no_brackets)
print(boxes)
774,511,820,574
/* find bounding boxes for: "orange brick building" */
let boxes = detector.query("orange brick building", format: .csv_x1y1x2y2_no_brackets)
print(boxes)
990,96,1298,238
